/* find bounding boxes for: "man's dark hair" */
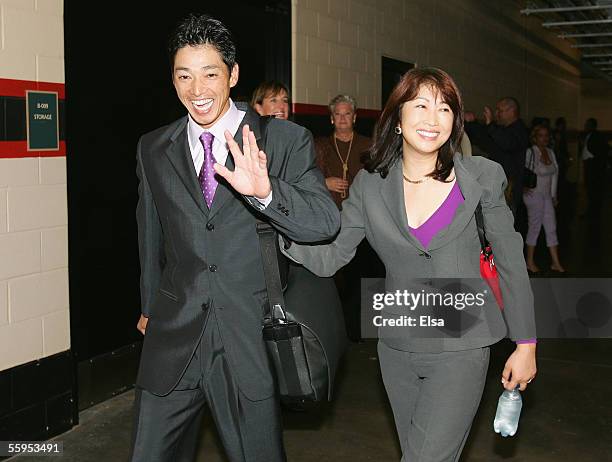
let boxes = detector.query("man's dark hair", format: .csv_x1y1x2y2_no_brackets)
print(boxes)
168,14,236,73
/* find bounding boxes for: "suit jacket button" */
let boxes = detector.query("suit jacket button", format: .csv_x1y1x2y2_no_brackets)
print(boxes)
206,222,214,231
209,264,218,272
201,302,209,311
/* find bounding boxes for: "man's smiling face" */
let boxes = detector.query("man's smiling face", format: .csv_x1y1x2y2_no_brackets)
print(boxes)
172,44,239,129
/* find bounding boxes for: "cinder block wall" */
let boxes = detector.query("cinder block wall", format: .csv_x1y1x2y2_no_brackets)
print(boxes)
292,0,584,129
0,0,69,372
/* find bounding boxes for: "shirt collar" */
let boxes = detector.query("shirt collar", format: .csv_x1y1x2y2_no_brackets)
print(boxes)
187,99,244,151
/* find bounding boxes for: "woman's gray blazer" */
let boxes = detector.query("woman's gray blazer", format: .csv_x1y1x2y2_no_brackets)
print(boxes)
286,153,536,353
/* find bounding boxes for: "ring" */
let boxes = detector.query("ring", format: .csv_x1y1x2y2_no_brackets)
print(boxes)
527,379,532,383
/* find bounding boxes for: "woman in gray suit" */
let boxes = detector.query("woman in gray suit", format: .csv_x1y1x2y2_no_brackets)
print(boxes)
285,68,537,461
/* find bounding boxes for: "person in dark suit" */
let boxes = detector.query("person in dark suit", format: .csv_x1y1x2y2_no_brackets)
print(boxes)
129,14,340,462
285,68,537,461
580,118,609,224
250,81,347,412
464,97,530,221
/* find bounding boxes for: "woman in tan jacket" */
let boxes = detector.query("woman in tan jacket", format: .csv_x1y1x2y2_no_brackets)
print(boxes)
315,94,371,209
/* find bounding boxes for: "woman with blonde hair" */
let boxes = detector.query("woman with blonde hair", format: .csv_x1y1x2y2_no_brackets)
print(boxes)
523,124,565,273
315,94,371,208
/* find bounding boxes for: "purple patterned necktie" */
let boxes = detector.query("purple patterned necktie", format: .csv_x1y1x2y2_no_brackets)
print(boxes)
198,132,217,208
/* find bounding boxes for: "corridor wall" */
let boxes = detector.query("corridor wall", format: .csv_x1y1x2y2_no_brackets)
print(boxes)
291,0,583,131
0,0,74,442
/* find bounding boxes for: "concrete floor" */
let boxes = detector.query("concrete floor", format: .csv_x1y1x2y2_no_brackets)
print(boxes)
9,338,612,462
10,173,612,461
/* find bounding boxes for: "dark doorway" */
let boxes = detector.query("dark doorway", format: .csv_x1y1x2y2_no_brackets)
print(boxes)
64,0,291,411
381,56,414,107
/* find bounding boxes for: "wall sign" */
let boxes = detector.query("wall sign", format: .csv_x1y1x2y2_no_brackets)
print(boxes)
26,90,59,151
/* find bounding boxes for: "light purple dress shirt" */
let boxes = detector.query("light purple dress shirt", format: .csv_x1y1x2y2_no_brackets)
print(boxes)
187,99,272,207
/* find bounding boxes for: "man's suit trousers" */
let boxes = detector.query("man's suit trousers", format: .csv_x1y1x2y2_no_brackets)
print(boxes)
129,311,286,462
378,342,490,462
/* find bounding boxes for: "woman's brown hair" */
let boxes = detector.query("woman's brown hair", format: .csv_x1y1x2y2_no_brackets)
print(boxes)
364,67,464,179
250,81,290,107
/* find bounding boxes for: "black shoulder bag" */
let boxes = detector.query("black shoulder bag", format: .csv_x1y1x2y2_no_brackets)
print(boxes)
255,116,347,404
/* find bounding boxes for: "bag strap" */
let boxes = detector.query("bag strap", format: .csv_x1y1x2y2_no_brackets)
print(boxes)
255,114,288,322
257,221,311,400
258,114,273,144
474,202,491,258
527,147,535,170
256,221,287,322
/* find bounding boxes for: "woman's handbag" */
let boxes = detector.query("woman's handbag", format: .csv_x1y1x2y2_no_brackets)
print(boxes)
256,221,347,404
523,148,537,189
474,203,504,309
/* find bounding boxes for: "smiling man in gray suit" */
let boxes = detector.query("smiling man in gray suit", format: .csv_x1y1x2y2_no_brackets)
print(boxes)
128,14,340,462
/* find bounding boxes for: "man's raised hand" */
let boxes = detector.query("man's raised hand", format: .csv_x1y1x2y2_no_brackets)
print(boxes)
214,125,272,199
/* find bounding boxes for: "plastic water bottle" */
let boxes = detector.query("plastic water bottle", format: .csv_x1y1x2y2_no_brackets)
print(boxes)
493,387,522,437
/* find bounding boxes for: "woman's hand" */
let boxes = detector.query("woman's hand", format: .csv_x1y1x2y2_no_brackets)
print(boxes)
326,177,348,194
501,343,537,391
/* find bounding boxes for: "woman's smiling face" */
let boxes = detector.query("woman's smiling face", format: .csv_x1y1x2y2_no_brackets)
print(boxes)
399,85,454,156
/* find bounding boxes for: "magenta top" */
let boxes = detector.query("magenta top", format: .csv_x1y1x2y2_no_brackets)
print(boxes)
408,181,464,249
407,181,537,345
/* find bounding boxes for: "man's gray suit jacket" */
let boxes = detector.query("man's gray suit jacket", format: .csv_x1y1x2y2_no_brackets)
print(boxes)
135,103,340,400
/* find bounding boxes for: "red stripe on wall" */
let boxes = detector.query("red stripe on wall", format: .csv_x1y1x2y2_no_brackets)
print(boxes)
293,102,381,119
0,141,66,158
0,78,65,99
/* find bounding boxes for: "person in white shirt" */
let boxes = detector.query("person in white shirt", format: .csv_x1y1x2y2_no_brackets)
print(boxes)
523,124,565,273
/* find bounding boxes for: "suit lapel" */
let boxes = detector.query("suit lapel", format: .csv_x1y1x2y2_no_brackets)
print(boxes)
427,154,483,251
164,118,209,217
380,160,427,251
208,108,264,220
207,150,237,219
